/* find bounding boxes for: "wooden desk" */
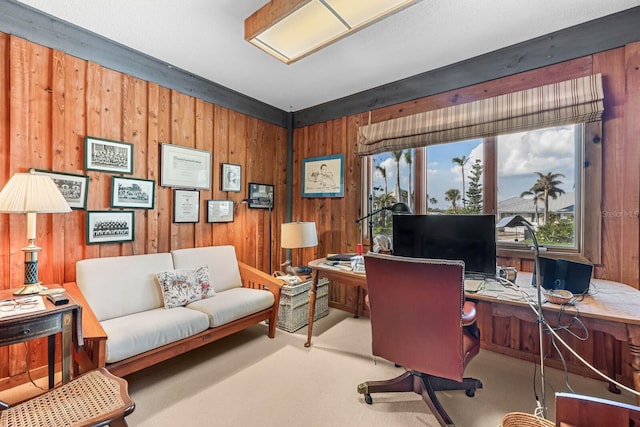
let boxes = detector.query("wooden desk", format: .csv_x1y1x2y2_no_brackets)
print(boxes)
306,258,367,347
0,290,83,389
305,258,640,403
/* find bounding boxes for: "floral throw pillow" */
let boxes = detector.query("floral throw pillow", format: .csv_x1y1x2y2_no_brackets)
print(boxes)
156,265,215,309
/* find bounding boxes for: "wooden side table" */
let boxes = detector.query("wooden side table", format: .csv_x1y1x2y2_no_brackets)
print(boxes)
0,290,83,389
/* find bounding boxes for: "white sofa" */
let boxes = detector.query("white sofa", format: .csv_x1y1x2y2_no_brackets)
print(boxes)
65,245,282,377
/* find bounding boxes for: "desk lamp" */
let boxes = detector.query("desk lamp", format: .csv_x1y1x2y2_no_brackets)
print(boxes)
0,170,71,295
281,222,318,275
496,214,547,418
355,194,412,251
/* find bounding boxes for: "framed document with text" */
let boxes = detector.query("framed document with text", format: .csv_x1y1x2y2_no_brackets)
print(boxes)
173,189,200,223
160,143,212,190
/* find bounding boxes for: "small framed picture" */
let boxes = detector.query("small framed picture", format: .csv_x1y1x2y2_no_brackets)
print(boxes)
207,200,234,223
84,136,134,174
32,169,89,210
173,189,200,223
221,163,241,192
111,176,155,209
248,183,274,209
86,211,134,244
302,154,344,198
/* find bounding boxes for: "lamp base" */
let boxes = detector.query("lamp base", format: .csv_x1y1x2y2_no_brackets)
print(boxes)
13,282,47,295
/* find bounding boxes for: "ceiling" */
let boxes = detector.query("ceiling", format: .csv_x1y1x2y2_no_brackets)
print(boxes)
13,0,640,112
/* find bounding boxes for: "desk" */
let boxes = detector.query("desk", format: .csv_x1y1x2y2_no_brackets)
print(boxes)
305,258,640,403
0,290,83,389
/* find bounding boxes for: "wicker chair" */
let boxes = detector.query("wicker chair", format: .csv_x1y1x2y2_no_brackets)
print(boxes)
357,253,482,426
0,368,134,427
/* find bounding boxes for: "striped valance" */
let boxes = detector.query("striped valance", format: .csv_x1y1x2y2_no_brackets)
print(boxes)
357,73,604,156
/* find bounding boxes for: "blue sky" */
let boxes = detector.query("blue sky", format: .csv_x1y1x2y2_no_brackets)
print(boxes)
372,126,577,210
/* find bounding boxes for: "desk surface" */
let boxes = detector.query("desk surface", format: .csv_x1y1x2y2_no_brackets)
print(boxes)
309,258,640,325
471,272,640,326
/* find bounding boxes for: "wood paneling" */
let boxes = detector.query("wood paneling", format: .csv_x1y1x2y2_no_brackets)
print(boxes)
292,42,640,388
0,34,286,388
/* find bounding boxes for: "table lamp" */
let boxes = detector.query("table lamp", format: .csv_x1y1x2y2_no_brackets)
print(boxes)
496,214,547,418
0,170,71,295
281,222,318,275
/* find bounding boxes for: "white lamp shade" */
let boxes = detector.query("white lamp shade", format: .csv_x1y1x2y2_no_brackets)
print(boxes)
0,172,72,213
281,222,318,249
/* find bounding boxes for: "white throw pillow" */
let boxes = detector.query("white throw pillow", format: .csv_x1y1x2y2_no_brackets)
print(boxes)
156,265,215,309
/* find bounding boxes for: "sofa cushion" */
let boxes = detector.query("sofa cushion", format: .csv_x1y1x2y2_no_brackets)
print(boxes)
156,265,215,309
76,253,174,321
101,307,210,364
186,287,275,328
172,246,242,292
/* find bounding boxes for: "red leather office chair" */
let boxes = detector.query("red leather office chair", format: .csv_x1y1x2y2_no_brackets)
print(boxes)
357,253,482,427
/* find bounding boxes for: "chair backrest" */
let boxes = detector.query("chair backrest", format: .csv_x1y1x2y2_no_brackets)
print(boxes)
555,392,640,426
364,253,466,382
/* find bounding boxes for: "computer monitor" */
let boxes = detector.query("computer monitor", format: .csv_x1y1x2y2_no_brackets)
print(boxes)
392,214,497,277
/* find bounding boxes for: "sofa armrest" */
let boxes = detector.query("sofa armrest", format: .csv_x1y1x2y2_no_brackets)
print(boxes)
237,262,283,299
63,282,108,373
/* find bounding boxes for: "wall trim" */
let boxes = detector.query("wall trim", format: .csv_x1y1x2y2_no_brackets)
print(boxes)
294,6,640,128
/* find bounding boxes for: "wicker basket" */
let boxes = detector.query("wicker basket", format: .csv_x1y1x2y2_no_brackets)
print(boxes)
277,278,329,332
501,412,554,427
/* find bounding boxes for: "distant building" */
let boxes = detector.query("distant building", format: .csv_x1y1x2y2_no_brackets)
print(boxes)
498,192,574,225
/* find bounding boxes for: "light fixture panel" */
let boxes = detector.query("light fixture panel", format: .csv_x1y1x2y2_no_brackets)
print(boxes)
246,0,419,64
325,0,417,27
254,1,346,62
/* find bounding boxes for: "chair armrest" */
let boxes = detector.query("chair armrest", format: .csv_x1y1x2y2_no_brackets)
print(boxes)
462,301,477,326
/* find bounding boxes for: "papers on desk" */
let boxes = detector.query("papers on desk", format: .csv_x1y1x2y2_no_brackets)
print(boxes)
464,279,484,293
0,296,46,319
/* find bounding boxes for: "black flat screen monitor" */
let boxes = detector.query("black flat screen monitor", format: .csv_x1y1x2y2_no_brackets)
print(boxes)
392,214,497,277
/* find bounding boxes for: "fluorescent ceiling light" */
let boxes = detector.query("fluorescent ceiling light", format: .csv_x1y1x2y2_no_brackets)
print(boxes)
245,0,418,65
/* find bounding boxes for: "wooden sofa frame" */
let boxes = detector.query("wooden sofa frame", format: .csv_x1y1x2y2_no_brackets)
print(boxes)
64,262,282,378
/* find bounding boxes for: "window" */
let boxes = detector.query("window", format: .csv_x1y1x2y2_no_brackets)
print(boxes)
365,122,599,261
497,124,581,250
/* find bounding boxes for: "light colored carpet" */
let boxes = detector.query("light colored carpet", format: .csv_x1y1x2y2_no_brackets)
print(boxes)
124,310,637,426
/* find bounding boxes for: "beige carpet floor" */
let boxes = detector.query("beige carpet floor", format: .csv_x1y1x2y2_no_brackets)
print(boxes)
124,310,637,426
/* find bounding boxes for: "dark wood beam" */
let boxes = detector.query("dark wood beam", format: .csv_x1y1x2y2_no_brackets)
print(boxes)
294,6,640,127
0,0,289,128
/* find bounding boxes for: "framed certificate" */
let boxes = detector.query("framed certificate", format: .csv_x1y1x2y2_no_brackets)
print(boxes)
207,200,234,223
160,143,212,190
173,189,200,223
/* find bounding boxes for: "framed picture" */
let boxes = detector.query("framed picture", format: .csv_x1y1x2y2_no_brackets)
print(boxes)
86,211,134,244
111,176,155,209
84,136,134,174
32,169,89,210
248,183,274,209
173,189,200,223
207,200,234,223
302,154,344,198
221,163,241,192
160,143,212,190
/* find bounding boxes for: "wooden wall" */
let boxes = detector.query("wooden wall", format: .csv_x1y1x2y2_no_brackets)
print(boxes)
0,33,287,388
293,41,640,386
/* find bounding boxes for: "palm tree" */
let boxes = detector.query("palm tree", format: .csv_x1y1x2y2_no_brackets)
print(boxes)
444,188,461,210
375,164,388,195
529,172,565,225
374,192,397,228
391,150,403,201
452,155,470,208
403,151,413,209
520,189,545,225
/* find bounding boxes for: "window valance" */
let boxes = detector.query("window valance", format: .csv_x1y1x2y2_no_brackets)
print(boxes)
357,73,604,156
